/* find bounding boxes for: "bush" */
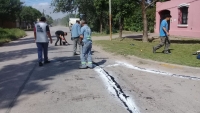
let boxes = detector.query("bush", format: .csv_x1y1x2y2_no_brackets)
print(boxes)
0,28,26,44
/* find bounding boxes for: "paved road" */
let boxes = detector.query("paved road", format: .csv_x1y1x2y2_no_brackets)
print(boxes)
0,26,200,113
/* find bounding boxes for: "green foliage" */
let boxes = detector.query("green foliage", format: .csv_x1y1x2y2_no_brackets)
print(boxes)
51,0,77,13
93,0,109,32
146,7,156,33
51,0,166,33
112,0,136,19
124,6,143,32
0,0,23,21
20,6,42,23
0,27,26,44
124,6,156,33
45,15,53,25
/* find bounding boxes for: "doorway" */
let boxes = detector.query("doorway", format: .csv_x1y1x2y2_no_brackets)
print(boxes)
159,10,171,30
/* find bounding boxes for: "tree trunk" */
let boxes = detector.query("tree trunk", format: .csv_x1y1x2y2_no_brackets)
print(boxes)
119,17,123,38
100,12,103,33
1,20,3,27
142,0,148,42
100,22,103,33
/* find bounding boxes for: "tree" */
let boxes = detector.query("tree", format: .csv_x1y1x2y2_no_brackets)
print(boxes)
51,0,167,40
140,0,167,42
45,15,53,25
112,0,137,38
51,0,78,13
124,6,143,32
0,0,23,24
94,0,108,33
20,6,42,24
52,0,101,31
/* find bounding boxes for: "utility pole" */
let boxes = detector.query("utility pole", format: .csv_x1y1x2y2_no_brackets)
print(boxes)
109,0,112,40
43,9,45,16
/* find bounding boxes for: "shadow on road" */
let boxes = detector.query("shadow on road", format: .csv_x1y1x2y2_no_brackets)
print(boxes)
0,31,107,111
2,36,57,47
0,46,58,62
0,56,81,111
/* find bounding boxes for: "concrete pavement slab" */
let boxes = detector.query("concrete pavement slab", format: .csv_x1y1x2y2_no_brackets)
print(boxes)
0,26,131,113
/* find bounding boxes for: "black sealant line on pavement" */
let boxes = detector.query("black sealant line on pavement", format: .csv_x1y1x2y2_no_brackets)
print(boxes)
93,62,136,113
6,62,37,113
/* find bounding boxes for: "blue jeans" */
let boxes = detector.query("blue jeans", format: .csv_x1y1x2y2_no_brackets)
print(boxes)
81,41,92,66
36,42,49,62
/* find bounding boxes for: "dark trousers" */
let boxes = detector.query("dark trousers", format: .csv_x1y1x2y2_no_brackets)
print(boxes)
72,37,81,54
55,34,62,46
154,36,170,51
36,42,49,62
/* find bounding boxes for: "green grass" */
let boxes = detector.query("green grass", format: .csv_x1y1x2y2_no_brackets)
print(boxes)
92,32,109,36
92,31,140,37
92,32,119,36
23,28,34,31
94,38,200,67
0,28,26,45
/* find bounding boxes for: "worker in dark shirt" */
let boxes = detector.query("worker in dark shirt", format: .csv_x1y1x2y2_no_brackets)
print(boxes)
55,30,68,46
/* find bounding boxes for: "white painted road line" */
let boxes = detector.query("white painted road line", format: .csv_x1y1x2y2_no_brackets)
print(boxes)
94,65,140,113
108,61,200,81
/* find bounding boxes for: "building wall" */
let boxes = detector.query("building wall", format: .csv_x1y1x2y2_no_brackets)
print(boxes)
0,20,17,28
155,0,200,38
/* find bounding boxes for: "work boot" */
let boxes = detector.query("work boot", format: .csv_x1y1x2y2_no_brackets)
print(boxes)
44,60,51,64
73,53,79,56
153,47,156,53
79,64,87,69
87,64,93,69
39,62,43,67
164,50,171,54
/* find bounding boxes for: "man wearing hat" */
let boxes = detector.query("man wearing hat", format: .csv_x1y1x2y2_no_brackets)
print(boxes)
153,14,172,54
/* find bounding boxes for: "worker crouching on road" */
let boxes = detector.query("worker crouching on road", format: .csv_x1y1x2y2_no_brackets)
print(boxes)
79,20,93,69
55,30,68,46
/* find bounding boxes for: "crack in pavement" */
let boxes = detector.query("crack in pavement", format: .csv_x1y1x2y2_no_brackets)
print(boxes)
5,62,37,113
93,63,140,113
110,61,200,81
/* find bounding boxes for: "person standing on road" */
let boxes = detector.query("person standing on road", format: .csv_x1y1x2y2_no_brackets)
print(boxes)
153,14,172,54
55,30,68,46
71,20,81,56
79,20,93,69
34,17,53,67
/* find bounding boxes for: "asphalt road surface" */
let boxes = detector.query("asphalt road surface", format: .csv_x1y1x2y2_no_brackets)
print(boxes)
0,26,200,113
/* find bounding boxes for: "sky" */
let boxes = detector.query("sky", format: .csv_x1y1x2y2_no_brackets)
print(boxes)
21,0,68,19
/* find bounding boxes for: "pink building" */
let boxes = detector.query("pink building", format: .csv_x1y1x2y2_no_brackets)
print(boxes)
155,0,200,38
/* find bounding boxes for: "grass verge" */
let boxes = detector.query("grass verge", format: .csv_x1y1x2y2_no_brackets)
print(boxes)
0,28,26,45
94,38,200,67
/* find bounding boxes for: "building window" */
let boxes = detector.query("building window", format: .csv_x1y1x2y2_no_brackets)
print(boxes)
180,7,188,24
178,3,189,27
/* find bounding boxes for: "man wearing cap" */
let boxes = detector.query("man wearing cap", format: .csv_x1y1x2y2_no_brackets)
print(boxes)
34,17,53,67
79,20,93,69
71,20,81,56
153,14,172,54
